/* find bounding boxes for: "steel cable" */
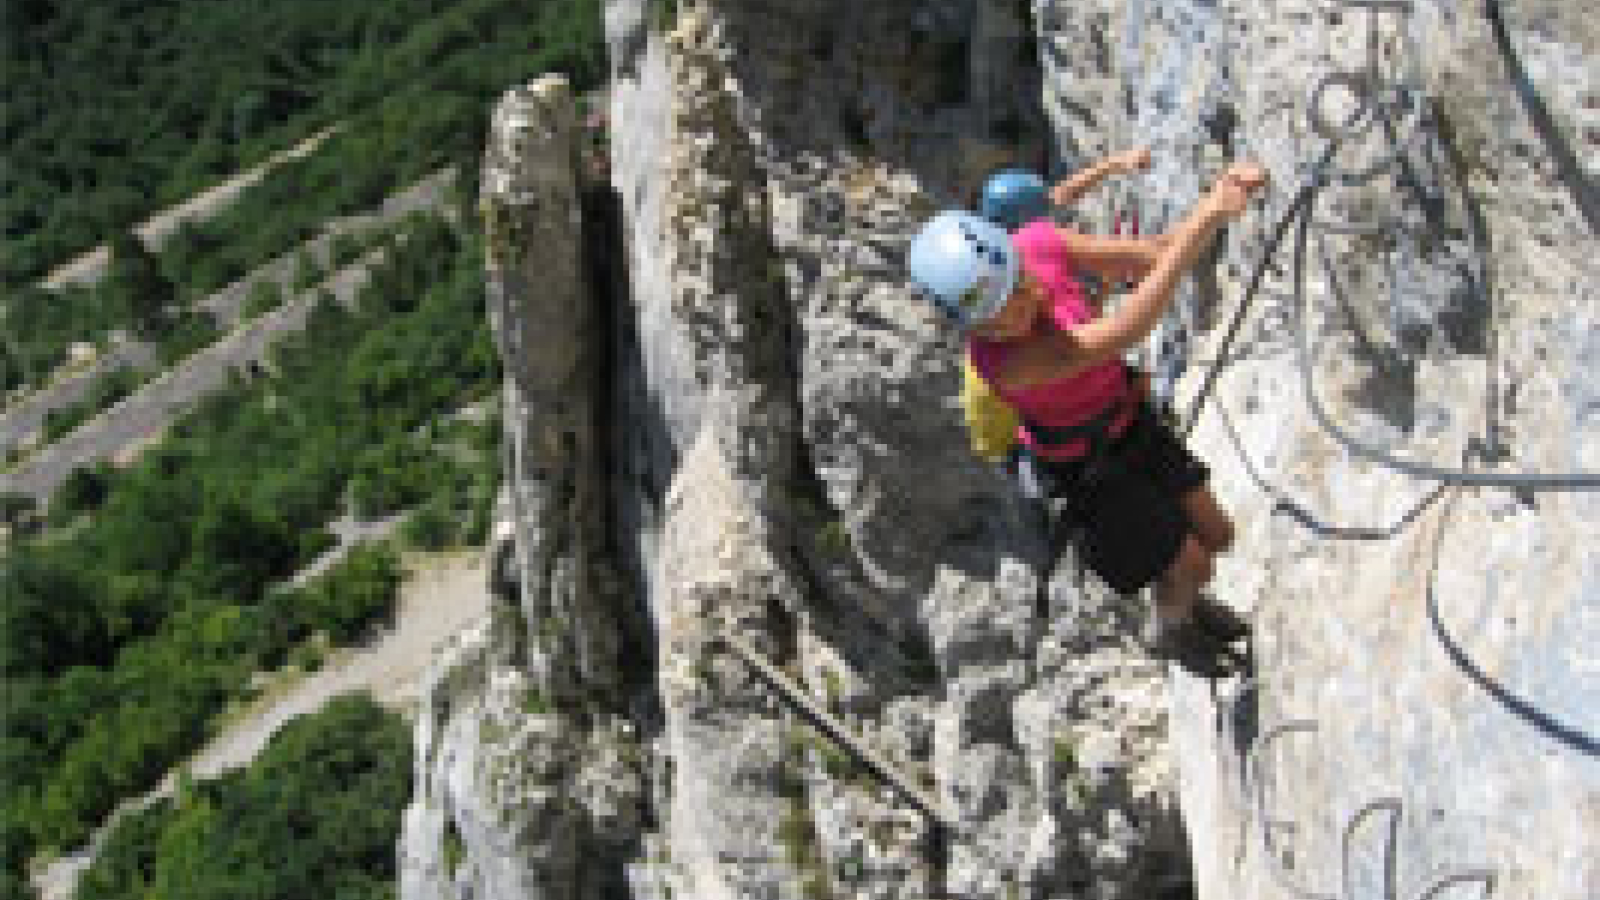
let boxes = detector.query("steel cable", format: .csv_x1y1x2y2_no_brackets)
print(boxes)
1181,98,1599,489
1181,150,1334,440
1481,0,1600,234
1213,392,1448,540
1290,190,1600,489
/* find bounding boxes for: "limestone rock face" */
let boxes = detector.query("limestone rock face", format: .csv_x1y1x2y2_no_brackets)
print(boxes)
481,76,621,704
403,2,1595,899
401,75,644,900
602,1,1189,897
1035,2,1598,898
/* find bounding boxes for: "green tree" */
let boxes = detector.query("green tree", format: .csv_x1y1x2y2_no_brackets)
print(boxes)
154,309,221,366
52,465,111,522
2,185,513,881
147,791,225,900
241,279,284,320
77,694,411,900
107,231,174,334
401,499,456,550
312,541,402,642
181,498,297,600
0,552,102,676
94,472,195,575
75,799,169,900
0,492,36,525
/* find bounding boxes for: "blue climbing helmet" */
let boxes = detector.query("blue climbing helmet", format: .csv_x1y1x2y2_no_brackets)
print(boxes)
907,210,1020,330
979,169,1050,231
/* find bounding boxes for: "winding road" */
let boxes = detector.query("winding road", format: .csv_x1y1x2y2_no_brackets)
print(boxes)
0,171,456,503
1,170,454,470
14,140,477,900
0,340,156,462
32,547,492,900
39,127,342,292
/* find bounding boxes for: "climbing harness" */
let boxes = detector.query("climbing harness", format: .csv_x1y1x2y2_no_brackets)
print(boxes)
1016,385,1207,609
1008,372,1143,525
1022,384,1137,473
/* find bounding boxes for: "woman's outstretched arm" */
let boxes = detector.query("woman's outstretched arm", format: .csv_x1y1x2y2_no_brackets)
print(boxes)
1049,147,1152,207
1054,229,1172,285
994,163,1268,391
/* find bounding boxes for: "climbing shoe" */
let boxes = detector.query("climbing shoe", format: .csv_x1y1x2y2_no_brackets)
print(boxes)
1193,594,1251,644
1145,617,1242,679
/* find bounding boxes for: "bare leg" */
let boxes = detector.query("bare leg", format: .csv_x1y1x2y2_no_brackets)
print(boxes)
1148,533,1246,676
1177,487,1251,641
1152,534,1213,624
1180,485,1235,554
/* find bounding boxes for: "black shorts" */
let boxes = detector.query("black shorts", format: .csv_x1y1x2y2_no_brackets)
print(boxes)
1017,402,1209,595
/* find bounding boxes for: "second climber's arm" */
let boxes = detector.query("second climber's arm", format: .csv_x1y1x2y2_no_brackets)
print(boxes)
1048,147,1152,208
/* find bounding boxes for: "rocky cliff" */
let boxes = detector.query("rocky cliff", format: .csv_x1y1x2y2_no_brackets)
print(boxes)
401,1,1597,898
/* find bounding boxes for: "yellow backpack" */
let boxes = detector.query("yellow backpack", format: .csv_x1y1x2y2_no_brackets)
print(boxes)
960,355,1020,463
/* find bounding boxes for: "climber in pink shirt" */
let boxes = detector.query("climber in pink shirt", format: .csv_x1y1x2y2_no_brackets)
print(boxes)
908,162,1268,677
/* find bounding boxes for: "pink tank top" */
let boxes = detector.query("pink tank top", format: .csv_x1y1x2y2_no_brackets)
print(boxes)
968,220,1133,461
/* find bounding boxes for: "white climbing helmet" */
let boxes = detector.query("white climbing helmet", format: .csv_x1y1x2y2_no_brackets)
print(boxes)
907,210,1020,330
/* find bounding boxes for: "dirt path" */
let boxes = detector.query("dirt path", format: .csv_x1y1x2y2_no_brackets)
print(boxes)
0,250,382,503
32,549,492,900
2,170,452,469
0,340,155,461
39,127,341,292
287,511,411,588
192,550,492,764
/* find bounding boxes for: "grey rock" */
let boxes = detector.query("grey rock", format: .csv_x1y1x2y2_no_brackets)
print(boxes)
1030,2,1598,898
410,2,1595,900
482,74,622,703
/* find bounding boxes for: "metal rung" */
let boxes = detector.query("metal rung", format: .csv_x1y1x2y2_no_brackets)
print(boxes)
715,629,954,832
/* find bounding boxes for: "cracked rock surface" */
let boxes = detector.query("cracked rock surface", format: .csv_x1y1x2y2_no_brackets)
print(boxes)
402,2,1596,899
